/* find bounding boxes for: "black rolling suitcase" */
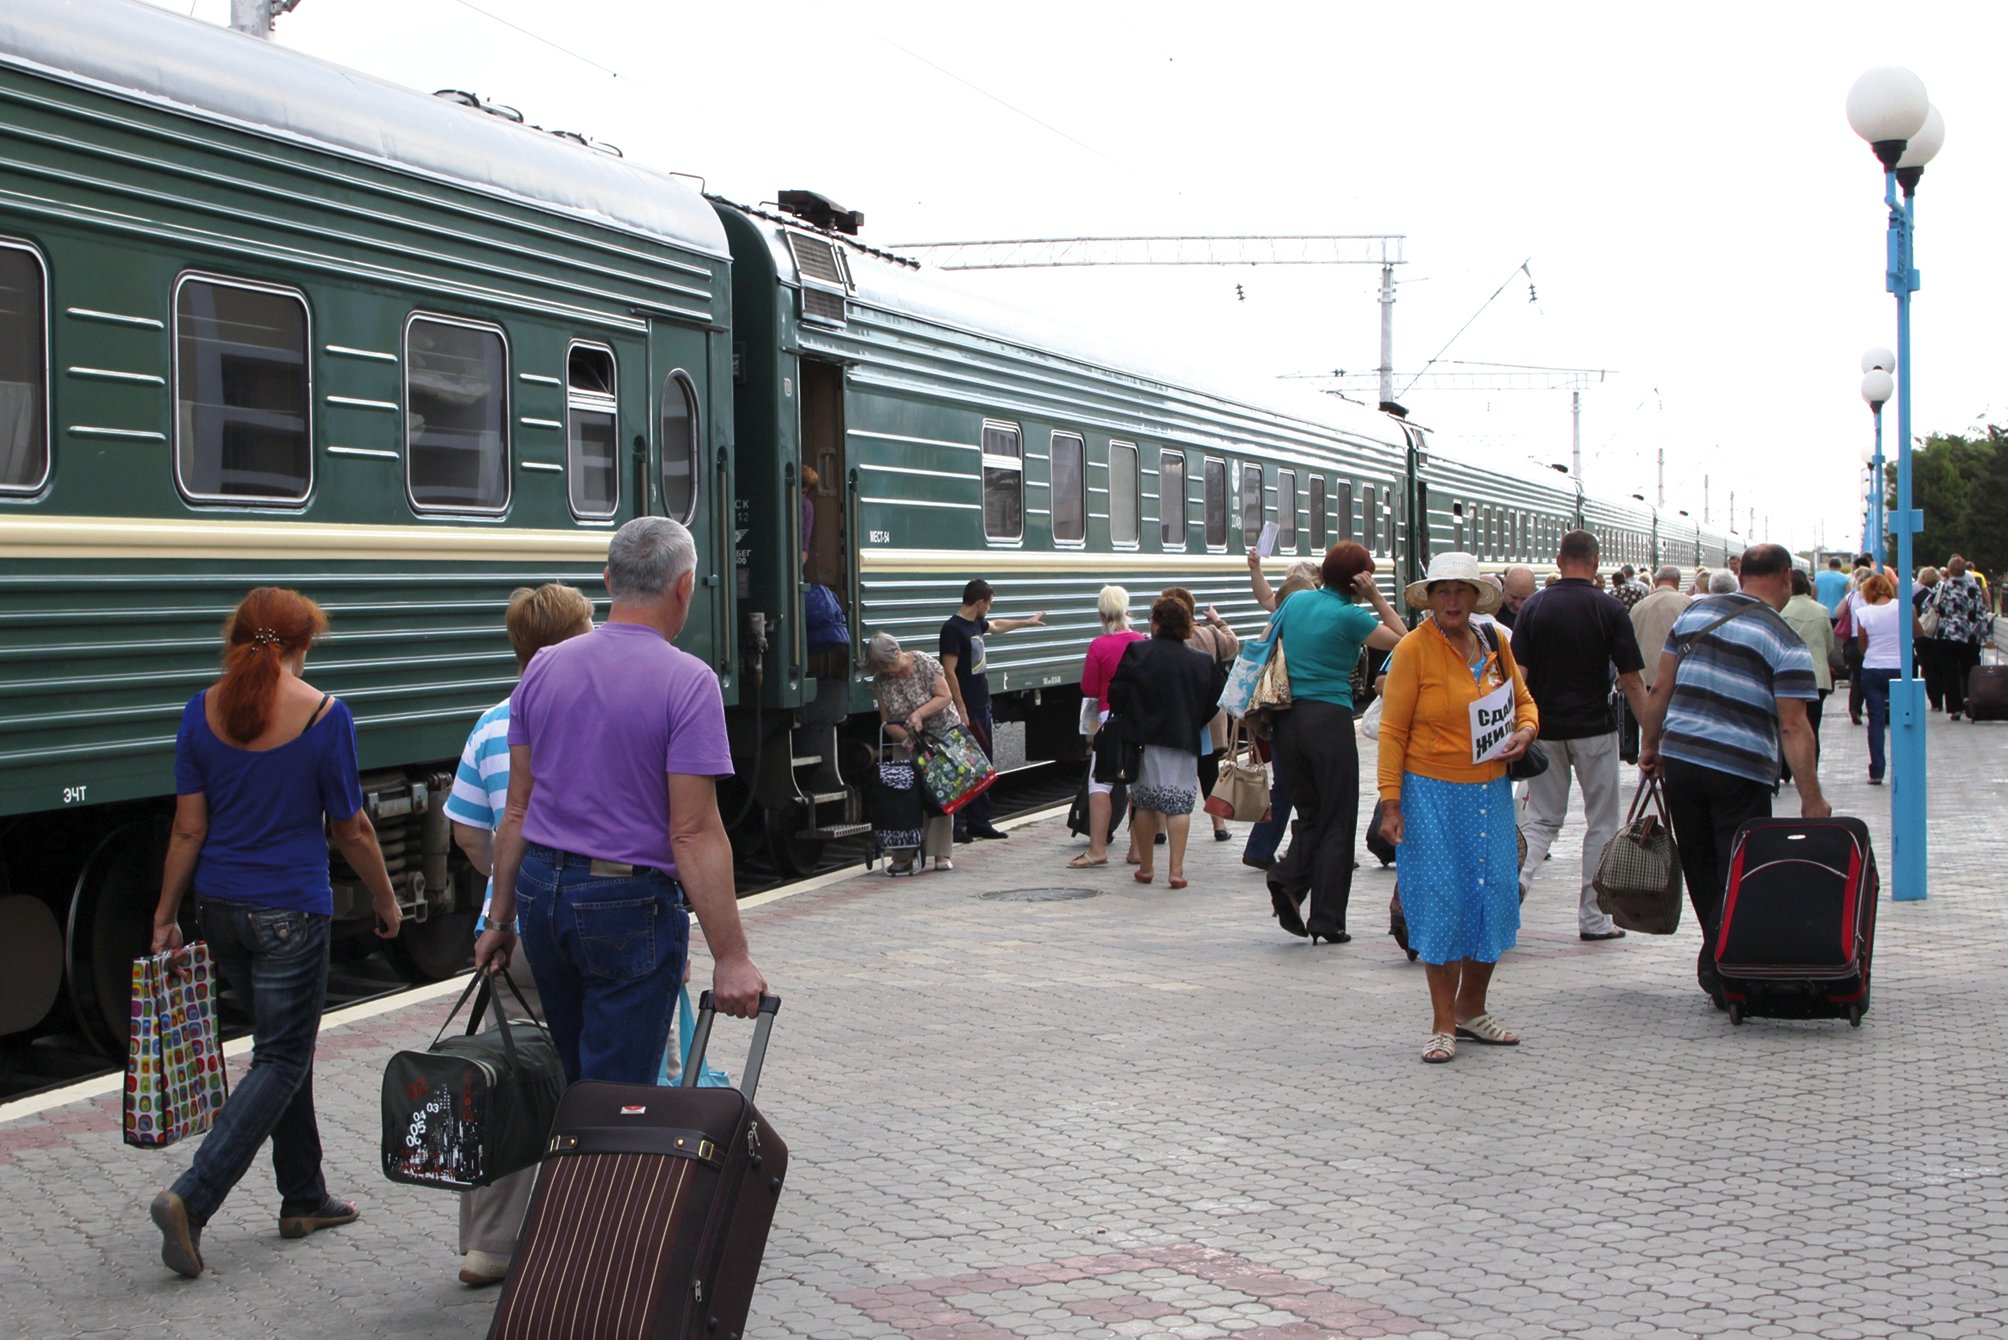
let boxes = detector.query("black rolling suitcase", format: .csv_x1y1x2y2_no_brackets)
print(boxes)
488,994,787,1340
1715,819,1877,1027
1967,664,2008,720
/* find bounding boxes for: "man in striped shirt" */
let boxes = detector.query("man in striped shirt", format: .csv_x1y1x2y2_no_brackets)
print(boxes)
442,583,593,1288
1638,544,1829,1009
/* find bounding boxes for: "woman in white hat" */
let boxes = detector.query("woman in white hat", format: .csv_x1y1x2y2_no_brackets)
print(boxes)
1375,553,1538,1064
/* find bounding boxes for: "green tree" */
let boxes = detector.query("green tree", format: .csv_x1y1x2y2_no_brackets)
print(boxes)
1895,427,2007,580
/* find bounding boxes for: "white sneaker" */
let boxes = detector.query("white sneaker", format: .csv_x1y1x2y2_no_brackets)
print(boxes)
459,1249,510,1287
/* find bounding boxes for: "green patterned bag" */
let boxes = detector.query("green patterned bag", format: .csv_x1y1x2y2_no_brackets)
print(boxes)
915,724,999,815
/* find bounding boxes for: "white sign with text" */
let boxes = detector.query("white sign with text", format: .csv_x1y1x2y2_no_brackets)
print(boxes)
1469,679,1517,764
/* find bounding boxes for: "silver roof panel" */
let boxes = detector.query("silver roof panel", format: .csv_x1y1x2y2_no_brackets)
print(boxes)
0,0,727,260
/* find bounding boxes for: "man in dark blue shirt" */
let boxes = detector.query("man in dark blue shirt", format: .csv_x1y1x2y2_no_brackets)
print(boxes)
939,579,1045,840
1511,531,1650,940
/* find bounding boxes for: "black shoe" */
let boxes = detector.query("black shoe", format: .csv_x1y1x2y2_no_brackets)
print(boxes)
1580,929,1626,941
1868,776,1884,786
1309,931,1352,945
1154,832,1166,845
1213,828,1233,842
1241,855,1275,871
968,825,1009,841
1268,882,1308,937
954,828,973,844
151,1191,204,1279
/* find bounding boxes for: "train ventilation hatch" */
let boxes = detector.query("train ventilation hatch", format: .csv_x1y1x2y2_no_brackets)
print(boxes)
786,233,852,328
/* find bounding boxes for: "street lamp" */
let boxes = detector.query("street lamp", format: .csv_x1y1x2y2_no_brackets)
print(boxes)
1848,67,1944,904
1860,360,1893,567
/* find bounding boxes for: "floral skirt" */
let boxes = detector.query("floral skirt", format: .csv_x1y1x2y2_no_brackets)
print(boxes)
1132,745,1198,816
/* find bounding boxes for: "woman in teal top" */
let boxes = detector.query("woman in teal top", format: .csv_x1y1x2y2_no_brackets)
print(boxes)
1264,543,1407,942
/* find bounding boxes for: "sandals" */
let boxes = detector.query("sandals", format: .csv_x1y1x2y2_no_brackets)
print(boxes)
1454,1013,1521,1046
1422,1033,1456,1064
1133,870,1154,884
933,858,954,872
1168,877,1188,889
1067,854,1108,869
278,1195,359,1239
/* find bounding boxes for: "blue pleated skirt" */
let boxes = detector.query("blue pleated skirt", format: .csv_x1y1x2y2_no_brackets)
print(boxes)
1395,772,1519,965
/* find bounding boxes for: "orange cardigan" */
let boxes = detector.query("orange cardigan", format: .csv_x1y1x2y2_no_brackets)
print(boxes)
1376,620,1539,801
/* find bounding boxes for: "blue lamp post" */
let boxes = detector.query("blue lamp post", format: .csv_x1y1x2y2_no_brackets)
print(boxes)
1860,353,1893,568
1847,68,1945,904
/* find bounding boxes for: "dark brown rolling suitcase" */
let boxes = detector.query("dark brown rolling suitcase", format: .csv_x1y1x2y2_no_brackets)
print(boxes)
1966,664,2008,721
488,994,787,1340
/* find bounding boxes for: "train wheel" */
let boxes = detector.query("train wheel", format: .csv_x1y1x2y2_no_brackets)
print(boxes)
381,909,478,983
64,821,165,1057
764,808,826,879
0,843,65,1037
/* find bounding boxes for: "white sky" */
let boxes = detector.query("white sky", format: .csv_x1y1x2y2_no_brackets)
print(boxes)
147,0,2006,552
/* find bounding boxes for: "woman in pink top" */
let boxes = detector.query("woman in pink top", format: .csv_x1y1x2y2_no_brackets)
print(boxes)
1072,585,1146,867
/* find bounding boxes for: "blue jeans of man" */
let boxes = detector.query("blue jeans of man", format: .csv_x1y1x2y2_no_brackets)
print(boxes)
516,843,689,1085
1862,667,1898,781
171,900,331,1224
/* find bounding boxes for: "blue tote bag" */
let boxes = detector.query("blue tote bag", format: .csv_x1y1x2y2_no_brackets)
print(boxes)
658,985,732,1088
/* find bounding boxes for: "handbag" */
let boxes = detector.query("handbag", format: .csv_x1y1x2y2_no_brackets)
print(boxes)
1218,630,1276,719
1918,586,1942,638
1476,623,1545,781
1090,710,1144,786
1244,634,1293,740
1592,776,1684,934
380,969,564,1190
658,984,732,1088
914,722,999,815
124,944,229,1149
1204,724,1270,821
1359,693,1384,740
1078,696,1101,736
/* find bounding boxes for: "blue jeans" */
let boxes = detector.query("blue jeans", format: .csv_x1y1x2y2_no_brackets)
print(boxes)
172,900,330,1224
517,844,689,1085
1863,666,1898,780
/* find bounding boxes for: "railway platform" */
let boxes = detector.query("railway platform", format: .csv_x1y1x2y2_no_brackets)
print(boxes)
5,707,2007,1340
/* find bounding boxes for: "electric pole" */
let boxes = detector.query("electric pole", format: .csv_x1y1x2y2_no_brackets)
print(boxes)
1656,447,1665,508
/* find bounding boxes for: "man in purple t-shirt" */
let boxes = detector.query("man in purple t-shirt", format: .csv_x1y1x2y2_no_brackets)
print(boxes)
476,517,768,1084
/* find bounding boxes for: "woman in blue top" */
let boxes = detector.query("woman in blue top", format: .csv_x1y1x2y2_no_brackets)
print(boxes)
1265,543,1407,942
147,587,401,1280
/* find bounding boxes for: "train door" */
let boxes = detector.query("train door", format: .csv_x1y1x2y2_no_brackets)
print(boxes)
799,359,847,603
649,320,734,694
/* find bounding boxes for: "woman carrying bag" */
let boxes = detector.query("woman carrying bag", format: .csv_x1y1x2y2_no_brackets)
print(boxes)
1107,597,1226,888
865,632,959,873
1376,553,1538,1064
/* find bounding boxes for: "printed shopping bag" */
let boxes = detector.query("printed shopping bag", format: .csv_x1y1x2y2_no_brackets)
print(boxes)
1218,630,1277,719
915,723,999,815
124,944,229,1149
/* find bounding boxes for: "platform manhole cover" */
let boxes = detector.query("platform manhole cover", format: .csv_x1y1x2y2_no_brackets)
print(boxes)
978,886,1103,902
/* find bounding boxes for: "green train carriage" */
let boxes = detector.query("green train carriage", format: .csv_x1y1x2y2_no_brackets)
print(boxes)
0,0,737,1051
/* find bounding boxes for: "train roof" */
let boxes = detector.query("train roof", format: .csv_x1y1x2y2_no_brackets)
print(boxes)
0,0,729,261
720,199,1415,454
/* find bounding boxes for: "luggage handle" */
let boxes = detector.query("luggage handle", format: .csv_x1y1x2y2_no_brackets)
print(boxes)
434,969,545,1071
682,992,781,1102
1625,775,1671,832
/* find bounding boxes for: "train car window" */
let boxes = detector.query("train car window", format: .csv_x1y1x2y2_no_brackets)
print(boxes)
1277,471,1297,551
982,420,1023,541
1052,431,1085,544
174,276,310,504
1310,474,1327,550
1110,441,1139,546
1159,449,1186,546
1203,457,1227,549
406,314,508,512
1240,462,1262,537
1452,502,1465,551
1363,485,1379,553
0,243,48,494
566,343,619,519
1336,481,1354,542
659,371,699,523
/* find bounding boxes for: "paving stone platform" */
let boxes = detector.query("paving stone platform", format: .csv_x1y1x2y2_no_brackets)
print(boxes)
5,704,2007,1339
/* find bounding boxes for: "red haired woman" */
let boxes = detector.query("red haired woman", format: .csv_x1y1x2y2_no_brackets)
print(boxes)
146,587,400,1279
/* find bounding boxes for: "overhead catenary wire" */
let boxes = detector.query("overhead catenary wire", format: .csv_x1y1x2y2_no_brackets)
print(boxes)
1396,259,1536,401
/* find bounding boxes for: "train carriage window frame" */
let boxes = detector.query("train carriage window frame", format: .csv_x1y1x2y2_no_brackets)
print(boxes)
172,273,313,507
659,369,700,524
1276,470,1297,551
1158,448,1186,548
1051,430,1086,546
0,240,50,497
1239,461,1263,539
565,340,619,521
404,312,510,515
1336,480,1354,544
1109,440,1139,548
1202,456,1228,550
1310,474,1327,551
981,419,1023,543
1362,485,1379,554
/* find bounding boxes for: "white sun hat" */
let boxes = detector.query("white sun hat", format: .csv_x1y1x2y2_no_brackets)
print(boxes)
1403,551,1503,614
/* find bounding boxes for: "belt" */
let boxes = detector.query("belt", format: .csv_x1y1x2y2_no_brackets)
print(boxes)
524,842,683,898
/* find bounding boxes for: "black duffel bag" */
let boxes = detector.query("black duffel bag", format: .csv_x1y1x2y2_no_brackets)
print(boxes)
381,969,563,1190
